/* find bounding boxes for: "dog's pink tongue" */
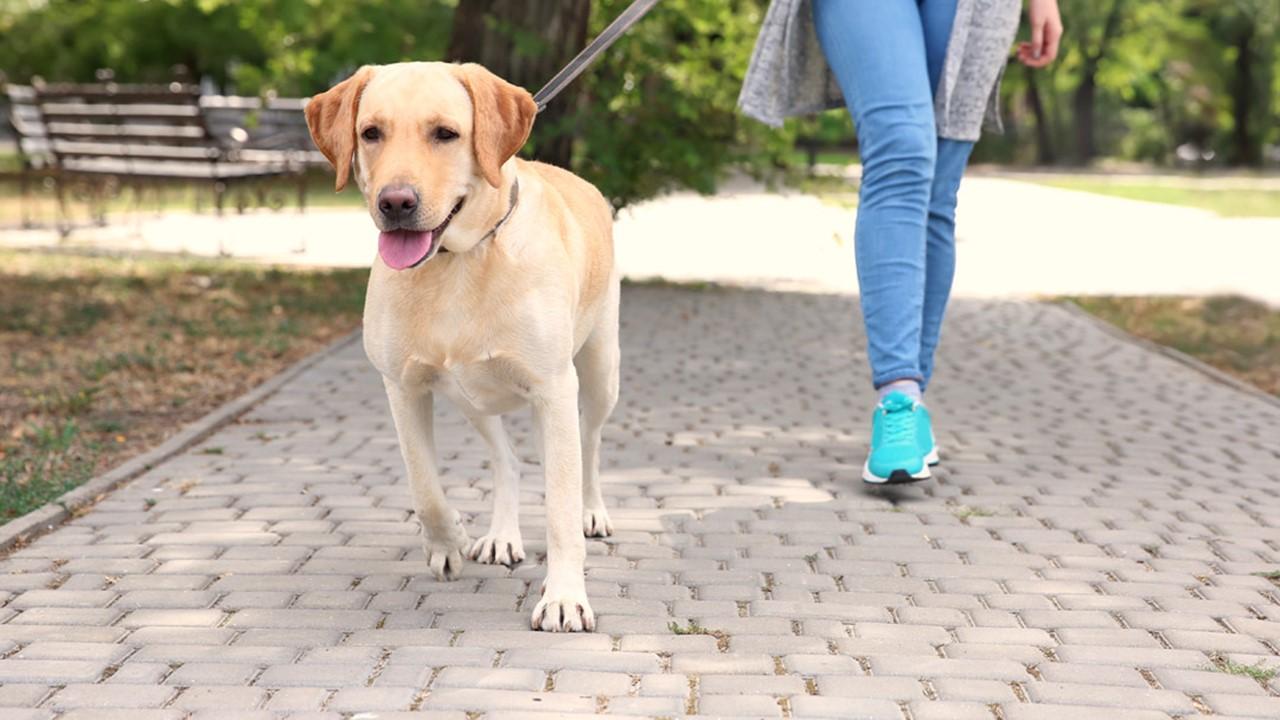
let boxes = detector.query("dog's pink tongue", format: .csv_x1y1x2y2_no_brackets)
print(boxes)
378,230,434,270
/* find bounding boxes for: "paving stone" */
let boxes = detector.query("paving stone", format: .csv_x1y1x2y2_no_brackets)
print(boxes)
165,662,259,686
1152,668,1268,696
1200,694,1280,718
788,696,904,719
12,642,131,663
47,684,177,709
698,694,785,717
1024,682,1196,714
57,707,186,712
700,674,807,695
423,688,596,713
1036,663,1151,687
256,663,374,688
910,700,999,720
0,684,54,707
818,675,927,701
170,686,268,710
327,686,416,711
551,670,631,696
502,649,660,673
435,667,546,691
638,673,692,697
0,660,106,684
263,688,332,711
604,696,685,716
929,677,1020,703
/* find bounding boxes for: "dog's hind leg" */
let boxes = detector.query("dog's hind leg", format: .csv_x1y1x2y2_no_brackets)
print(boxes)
465,413,525,566
573,281,620,539
383,380,470,580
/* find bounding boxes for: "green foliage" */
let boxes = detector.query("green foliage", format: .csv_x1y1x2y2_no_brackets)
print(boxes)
1,0,1276,206
0,0,457,93
572,0,793,207
992,0,1279,166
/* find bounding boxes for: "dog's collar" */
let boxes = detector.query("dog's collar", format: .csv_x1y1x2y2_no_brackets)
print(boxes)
439,178,519,254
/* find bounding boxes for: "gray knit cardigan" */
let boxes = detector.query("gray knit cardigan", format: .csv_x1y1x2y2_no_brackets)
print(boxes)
738,0,1022,141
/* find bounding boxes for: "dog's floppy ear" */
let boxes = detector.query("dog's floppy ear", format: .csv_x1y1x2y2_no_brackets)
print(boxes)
305,66,376,191
454,63,537,188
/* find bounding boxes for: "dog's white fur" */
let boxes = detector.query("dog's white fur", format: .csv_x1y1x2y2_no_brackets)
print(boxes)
306,62,618,632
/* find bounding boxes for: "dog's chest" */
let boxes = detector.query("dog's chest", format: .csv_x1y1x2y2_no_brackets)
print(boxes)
431,359,530,416
365,325,533,416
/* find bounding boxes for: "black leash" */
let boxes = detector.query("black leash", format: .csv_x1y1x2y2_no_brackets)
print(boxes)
532,0,663,113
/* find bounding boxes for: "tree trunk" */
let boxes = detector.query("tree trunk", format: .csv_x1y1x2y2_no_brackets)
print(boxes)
1024,64,1056,165
1070,0,1126,165
1229,26,1259,166
1072,70,1096,165
447,0,591,169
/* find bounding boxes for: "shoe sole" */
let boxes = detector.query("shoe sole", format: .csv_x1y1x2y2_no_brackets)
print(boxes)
862,460,931,485
925,447,940,466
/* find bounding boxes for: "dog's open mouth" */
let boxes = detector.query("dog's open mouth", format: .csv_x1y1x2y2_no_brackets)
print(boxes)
378,198,464,270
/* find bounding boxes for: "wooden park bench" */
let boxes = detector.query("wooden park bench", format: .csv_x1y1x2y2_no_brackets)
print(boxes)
5,81,307,234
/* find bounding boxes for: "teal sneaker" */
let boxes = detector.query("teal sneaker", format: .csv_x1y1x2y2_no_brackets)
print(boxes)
863,391,932,484
916,402,940,467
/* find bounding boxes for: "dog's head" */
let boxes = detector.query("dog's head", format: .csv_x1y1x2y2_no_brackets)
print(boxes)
305,62,537,269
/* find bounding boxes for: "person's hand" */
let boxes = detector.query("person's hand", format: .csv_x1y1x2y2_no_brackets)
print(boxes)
1017,0,1062,68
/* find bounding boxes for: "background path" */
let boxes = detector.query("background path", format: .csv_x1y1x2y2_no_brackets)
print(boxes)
1,286,1278,719
5,176,1280,304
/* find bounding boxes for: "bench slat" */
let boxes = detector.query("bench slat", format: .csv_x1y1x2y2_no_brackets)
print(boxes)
62,157,288,179
47,122,207,141
52,140,222,161
40,103,202,120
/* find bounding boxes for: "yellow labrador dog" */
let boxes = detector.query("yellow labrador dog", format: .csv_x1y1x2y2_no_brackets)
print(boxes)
305,62,618,632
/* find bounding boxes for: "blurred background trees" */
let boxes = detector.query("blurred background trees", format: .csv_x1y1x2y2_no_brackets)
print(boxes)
1,0,1276,207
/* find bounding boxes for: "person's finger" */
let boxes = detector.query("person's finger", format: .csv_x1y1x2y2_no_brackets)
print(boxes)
1016,41,1048,68
1030,17,1045,61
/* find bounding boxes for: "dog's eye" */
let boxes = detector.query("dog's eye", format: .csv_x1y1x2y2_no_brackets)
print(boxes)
434,127,459,142
361,127,381,142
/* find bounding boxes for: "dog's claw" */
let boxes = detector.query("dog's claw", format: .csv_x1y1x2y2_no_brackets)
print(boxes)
422,511,470,581
530,579,595,632
469,532,525,567
583,506,613,538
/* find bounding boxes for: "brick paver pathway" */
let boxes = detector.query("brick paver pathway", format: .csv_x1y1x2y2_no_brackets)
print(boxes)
2,287,1279,719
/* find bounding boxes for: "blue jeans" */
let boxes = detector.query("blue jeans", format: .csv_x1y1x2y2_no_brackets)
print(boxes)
813,0,974,391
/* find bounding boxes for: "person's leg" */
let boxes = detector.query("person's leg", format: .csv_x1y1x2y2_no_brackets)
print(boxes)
917,0,968,390
812,0,936,392
919,138,973,389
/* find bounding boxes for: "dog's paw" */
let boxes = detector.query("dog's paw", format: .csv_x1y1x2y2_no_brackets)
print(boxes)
530,578,595,632
583,505,613,538
421,512,471,581
469,527,525,567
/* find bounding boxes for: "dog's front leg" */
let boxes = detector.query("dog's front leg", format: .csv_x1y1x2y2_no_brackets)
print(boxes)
529,368,594,632
383,379,470,580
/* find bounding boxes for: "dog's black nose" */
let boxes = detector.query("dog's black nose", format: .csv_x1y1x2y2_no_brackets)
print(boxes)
377,185,419,223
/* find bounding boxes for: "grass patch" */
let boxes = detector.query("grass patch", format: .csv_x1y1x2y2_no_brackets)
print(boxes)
1066,296,1280,397
1033,178,1280,217
1209,653,1278,682
668,620,729,650
795,174,859,210
0,249,366,523
0,420,97,520
952,505,994,521
1252,570,1280,581
0,170,364,226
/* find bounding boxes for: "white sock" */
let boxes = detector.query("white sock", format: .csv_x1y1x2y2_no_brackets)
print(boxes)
878,379,922,403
